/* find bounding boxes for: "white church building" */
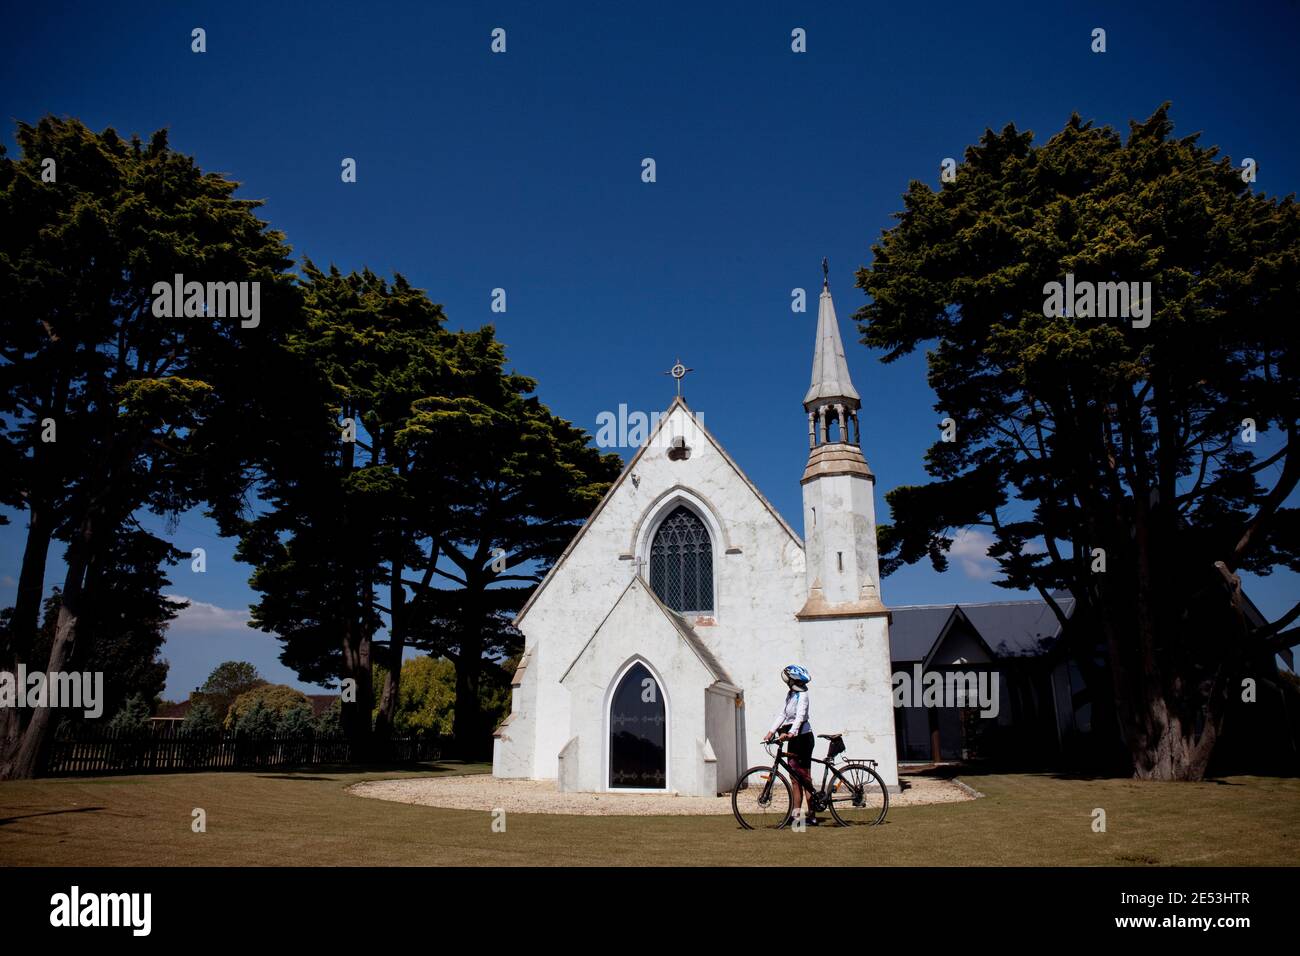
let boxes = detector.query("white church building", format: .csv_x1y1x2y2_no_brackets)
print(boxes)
492,273,900,795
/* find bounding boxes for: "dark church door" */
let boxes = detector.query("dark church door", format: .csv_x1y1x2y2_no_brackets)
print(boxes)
609,662,666,789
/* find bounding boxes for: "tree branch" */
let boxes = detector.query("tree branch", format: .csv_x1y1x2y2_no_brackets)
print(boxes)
1258,600,1300,641
429,566,467,587
1179,442,1287,506
1230,421,1299,569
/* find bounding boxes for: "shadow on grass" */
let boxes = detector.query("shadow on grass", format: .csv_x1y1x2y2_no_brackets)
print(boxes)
899,764,960,781
251,760,488,779
1041,771,1250,785
0,805,106,826
921,762,1126,782
38,760,491,782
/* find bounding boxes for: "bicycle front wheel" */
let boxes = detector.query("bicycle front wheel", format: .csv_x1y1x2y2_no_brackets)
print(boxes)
826,762,889,827
732,766,793,829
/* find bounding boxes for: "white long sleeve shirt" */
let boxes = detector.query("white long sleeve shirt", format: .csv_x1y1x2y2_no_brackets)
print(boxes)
769,689,811,736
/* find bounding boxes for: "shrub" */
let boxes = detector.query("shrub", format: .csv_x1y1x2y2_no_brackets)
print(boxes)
233,698,278,736
198,661,266,721
181,700,221,735
224,684,311,730
107,693,152,735
277,702,315,735
392,657,455,734
316,698,341,734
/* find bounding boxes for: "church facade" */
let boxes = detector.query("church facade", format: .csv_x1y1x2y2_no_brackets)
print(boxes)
492,276,900,795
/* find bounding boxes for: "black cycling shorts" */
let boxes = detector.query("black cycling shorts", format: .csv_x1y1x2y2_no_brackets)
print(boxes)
786,730,814,780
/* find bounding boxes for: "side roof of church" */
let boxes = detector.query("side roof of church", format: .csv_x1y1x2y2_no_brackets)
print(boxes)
557,574,735,686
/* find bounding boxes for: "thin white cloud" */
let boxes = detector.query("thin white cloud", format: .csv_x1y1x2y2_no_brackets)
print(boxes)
947,529,1050,580
164,594,253,634
948,528,997,581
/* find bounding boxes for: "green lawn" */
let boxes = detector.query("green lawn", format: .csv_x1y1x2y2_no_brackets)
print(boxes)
1,765,1297,866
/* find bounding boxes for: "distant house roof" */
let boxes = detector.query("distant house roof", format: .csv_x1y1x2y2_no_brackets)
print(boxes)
153,693,337,721
306,694,338,717
890,595,1076,663
153,700,192,720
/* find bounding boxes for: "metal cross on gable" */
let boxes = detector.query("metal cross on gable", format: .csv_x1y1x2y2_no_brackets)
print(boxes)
664,357,693,397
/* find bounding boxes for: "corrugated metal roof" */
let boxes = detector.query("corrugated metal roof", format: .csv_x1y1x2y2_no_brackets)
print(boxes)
961,598,1075,657
890,596,1075,662
889,605,959,662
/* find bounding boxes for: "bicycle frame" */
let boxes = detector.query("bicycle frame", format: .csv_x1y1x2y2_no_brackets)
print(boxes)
762,740,836,805
734,740,888,829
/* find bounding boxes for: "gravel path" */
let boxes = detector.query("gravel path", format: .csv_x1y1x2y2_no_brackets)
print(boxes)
348,771,976,816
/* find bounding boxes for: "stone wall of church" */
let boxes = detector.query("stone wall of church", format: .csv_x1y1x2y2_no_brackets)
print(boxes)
801,470,884,606
794,615,900,787
499,403,899,790
511,404,808,783
492,647,538,778
557,578,723,794
705,684,740,793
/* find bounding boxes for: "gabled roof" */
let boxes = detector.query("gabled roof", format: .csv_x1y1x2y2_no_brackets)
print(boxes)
890,604,959,662
923,606,998,668
559,574,734,687
961,598,1076,657
890,597,1077,663
640,575,733,686
514,397,801,627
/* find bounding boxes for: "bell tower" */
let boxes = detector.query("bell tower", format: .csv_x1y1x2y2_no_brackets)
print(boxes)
797,261,887,618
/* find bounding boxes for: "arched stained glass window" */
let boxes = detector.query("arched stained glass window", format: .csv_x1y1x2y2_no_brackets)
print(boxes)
648,505,714,613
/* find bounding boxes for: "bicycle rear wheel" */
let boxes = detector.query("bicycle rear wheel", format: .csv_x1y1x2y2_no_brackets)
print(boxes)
826,762,889,827
732,766,793,829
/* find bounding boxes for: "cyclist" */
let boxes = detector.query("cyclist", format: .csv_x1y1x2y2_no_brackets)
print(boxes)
763,664,817,826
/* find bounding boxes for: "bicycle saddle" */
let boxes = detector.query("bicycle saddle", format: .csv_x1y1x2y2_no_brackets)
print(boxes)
817,733,842,740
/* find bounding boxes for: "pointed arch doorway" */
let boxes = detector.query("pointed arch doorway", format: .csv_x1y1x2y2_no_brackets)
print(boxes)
608,660,667,789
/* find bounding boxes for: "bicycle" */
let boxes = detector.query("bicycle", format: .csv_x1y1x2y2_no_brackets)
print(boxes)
731,733,889,829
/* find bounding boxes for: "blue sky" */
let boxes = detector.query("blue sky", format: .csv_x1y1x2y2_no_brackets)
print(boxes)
2,1,1297,700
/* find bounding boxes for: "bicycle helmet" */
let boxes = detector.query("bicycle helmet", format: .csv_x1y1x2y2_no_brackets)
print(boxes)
782,664,811,687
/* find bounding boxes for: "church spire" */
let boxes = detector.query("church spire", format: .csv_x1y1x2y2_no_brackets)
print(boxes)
796,262,885,619
803,262,861,410
803,263,861,448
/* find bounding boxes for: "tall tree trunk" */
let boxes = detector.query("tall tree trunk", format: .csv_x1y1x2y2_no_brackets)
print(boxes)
0,505,46,756
1098,561,1238,782
333,423,376,759
451,610,485,761
372,555,406,755
0,517,93,780
5,372,69,666
340,619,374,762
6,505,54,663
378,544,440,753
0,506,56,754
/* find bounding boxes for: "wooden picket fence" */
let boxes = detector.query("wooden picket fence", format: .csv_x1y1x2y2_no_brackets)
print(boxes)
45,723,450,775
